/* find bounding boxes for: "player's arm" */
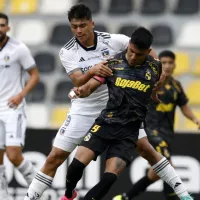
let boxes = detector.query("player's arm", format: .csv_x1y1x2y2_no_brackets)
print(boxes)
69,62,112,87
21,67,40,98
59,48,112,87
151,63,166,102
8,44,39,108
175,80,200,129
69,77,103,98
180,105,200,129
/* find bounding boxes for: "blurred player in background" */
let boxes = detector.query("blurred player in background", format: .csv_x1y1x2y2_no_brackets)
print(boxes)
0,13,40,200
113,50,200,200
24,3,158,200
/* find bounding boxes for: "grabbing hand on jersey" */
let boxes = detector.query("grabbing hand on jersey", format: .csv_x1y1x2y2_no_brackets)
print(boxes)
8,93,23,109
89,61,113,77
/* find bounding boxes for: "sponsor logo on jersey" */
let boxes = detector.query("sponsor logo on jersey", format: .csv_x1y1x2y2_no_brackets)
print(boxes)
79,57,85,62
81,65,92,73
156,103,174,112
115,77,151,92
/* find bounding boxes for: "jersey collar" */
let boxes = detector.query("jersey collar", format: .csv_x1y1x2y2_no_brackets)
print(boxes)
75,32,97,51
0,36,9,52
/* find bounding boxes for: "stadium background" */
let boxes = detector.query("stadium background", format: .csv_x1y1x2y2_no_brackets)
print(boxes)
1,0,200,199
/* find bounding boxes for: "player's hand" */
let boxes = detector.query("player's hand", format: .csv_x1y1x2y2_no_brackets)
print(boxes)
8,94,23,109
151,93,161,103
194,118,200,130
68,87,81,99
151,87,162,103
89,61,113,77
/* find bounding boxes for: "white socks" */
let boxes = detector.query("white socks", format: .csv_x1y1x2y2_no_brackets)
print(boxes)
18,159,36,185
152,157,188,198
25,171,53,199
0,165,9,199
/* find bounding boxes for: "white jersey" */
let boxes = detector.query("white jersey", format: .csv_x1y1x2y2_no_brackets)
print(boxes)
0,37,36,113
59,31,130,116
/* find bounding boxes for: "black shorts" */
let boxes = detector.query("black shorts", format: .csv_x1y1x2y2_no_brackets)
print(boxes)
146,129,171,160
80,119,142,165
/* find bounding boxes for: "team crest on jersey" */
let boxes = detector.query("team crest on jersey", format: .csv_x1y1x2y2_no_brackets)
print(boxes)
101,48,110,58
145,69,151,80
60,128,66,135
4,55,10,62
84,133,92,141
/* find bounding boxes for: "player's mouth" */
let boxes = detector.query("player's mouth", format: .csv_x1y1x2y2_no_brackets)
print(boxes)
77,35,85,39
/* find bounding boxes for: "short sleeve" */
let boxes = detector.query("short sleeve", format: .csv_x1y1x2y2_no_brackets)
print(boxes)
110,34,130,52
18,44,36,70
176,81,189,107
59,48,79,75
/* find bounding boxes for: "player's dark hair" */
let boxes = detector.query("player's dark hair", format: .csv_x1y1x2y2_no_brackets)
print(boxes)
159,50,176,60
130,27,153,49
0,13,9,24
68,3,92,22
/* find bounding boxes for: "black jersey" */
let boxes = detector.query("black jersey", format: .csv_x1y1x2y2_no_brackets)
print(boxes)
97,50,162,124
145,76,188,140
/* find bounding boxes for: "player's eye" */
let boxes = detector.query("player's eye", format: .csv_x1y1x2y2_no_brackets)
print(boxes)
0,24,6,27
79,24,87,28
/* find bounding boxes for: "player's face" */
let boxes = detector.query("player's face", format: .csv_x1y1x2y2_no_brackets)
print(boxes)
160,57,175,76
0,18,9,42
126,43,151,66
70,18,94,44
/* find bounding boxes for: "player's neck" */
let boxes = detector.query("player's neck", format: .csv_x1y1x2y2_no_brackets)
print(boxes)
79,32,95,48
0,35,8,48
165,75,172,83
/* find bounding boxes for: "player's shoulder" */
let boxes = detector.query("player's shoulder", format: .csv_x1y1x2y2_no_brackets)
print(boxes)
147,55,161,65
171,77,183,90
59,37,77,57
146,55,162,77
95,31,111,39
7,37,26,49
61,36,76,51
147,55,162,70
96,31,129,42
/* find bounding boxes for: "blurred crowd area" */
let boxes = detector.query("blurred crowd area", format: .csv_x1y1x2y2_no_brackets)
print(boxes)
1,0,200,131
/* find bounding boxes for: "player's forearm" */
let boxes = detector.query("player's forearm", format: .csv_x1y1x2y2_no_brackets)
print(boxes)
181,105,198,123
78,79,101,98
20,72,39,97
72,71,94,87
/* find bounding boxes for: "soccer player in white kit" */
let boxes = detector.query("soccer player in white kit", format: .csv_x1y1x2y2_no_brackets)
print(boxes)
24,4,157,200
0,13,40,200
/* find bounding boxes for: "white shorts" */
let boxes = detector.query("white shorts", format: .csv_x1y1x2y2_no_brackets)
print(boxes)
0,108,27,149
53,113,96,152
53,112,147,152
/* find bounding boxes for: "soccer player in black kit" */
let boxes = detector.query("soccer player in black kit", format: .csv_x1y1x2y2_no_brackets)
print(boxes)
113,50,200,200
61,28,193,200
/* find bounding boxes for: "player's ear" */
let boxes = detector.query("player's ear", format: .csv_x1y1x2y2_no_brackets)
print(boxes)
6,26,10,32
148,48,152,54
91,21,95,29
